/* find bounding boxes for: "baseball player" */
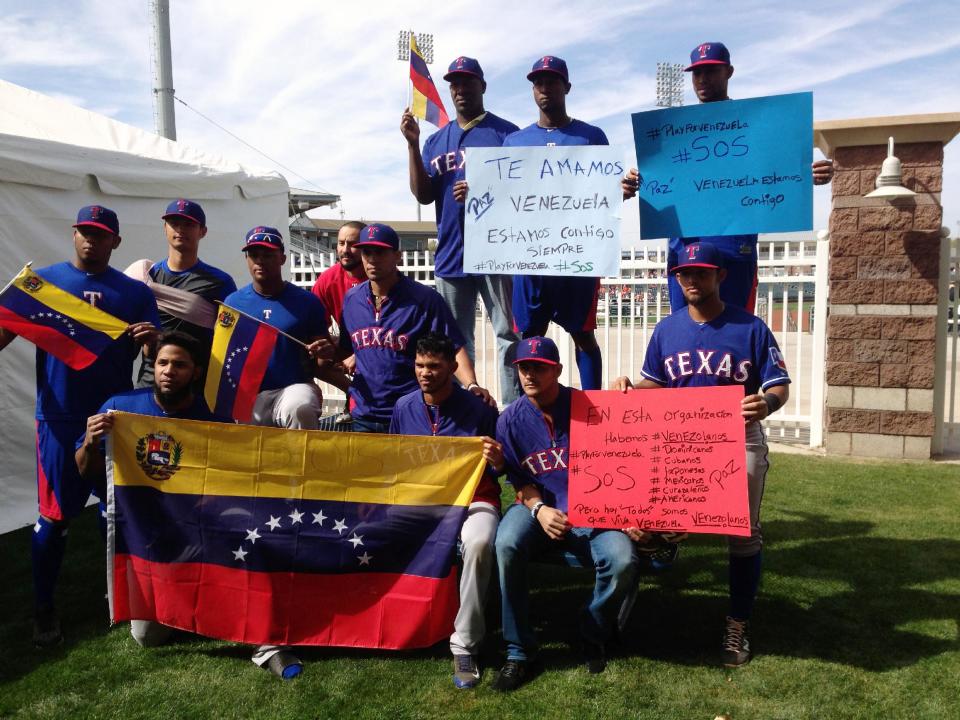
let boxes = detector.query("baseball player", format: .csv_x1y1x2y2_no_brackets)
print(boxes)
493,336,638,691
310,220,366,331
0,205,160,647
132,199,237,387
501,56,640,391
223,226,332,430
665,42,834,312
401,56,522,404
389,332,504,689
613,241,790,667
338,223,492,434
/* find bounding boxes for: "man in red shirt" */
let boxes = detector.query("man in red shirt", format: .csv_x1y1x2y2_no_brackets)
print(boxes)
311,221,366,330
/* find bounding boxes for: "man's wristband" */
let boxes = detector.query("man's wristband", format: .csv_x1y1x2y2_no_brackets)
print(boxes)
466,382,479,391
763,392,783,415
530,501,545,519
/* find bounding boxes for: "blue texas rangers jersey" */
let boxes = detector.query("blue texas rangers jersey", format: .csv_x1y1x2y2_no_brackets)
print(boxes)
223,282,328,391
668,234,758,311
503,119,609,147
497,385,573,512
422,112,519,278
389,384,501,506
640,305,790,395
340,276,466,423
33,262,160,422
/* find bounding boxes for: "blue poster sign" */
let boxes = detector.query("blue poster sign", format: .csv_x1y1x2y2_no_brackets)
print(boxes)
631,92,813,239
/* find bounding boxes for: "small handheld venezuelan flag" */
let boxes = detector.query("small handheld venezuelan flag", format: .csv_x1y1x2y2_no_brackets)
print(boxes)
0,263,129,369
204,304,279,422
409,34,449,129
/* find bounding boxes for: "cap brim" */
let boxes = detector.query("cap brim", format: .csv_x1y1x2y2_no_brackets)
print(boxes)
443,70,483,81
526,68,567,82
512,357,560,365
162,212,203,225
73,221,117,234
355,241,397,250
671,262,721,273
684,59,729,71
243,241,284,252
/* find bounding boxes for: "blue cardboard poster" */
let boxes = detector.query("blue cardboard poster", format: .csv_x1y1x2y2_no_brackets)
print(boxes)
631,92,813,239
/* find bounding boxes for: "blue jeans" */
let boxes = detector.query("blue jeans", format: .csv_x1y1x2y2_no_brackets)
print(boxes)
435,275,520,405
495,503,637,661
349,416,390,434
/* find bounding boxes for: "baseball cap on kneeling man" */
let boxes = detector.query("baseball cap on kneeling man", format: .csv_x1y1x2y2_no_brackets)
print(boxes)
73,205,119,235
242,226,285,252
513,336,560,365
670,242,723,273
354,223,401,251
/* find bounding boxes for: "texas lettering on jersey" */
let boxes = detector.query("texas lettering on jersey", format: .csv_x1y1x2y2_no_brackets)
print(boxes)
520,446,568,476
662,350,752,382
350,325,410,352
428,149,466,176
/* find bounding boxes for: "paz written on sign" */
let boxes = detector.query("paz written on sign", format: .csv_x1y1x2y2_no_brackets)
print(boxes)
463,145,624,278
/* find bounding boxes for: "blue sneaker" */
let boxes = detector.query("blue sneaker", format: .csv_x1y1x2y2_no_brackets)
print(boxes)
266,650,303,680
453,654,480,689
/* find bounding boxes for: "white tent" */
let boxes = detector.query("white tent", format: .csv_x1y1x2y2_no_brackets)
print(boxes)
0,79,290,534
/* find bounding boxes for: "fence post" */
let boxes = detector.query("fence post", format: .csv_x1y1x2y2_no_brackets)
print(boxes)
808,230,830,448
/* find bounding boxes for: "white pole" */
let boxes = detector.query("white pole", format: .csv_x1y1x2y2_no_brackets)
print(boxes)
151,0,177,141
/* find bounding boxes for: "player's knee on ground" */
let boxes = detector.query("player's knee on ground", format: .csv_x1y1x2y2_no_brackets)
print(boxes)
130,620,173,647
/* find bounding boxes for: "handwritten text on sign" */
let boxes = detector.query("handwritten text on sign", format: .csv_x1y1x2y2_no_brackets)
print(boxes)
463,146,623,277
631,92,813,239
568,386,750,536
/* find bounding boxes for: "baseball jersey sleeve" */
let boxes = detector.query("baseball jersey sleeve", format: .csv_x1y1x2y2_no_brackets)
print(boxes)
754,324,791,390
496,412,530,492
639,324,668,386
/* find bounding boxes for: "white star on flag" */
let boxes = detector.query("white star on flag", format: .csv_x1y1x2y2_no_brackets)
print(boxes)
289,509,304,524
333,519,348,535
245,528,261,544
265,515,282,531
348,533,364,548
233,547,248,561
312,510,327,525
358,552,373,566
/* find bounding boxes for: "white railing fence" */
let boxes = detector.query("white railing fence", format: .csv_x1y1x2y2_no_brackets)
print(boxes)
934,230,959,455
291,235,829,447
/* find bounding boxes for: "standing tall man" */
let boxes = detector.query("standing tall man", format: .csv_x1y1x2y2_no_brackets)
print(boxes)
133,199,237,387
224,226,331,430
503,56,639,391
339,223,492,434
493,336,638,690
614,242,791,667
666,42,834,312
0,205,160,646
401,56,521,404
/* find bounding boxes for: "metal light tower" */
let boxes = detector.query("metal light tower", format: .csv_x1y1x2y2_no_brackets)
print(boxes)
398,30,437,221
150,0,177,140
655,62,685,108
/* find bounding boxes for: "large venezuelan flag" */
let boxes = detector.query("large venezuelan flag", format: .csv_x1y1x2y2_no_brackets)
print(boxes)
0,264,128,369
106,413,486,649
409,35,449,129
204,305,278,422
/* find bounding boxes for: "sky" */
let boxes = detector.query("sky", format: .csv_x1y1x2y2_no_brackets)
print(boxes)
2,0,959,244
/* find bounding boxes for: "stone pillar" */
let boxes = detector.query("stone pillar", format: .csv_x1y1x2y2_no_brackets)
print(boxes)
815,114,960,458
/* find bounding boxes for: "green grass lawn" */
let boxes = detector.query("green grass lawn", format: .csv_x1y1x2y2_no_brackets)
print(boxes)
1,454,958,719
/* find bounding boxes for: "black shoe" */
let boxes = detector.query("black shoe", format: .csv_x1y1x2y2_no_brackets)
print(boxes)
492,659,535,692
33,605,63,648
582,639,607,674
721,616,752,667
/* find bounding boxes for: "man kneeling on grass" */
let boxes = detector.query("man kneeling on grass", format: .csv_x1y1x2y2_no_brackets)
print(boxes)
75,331,303,679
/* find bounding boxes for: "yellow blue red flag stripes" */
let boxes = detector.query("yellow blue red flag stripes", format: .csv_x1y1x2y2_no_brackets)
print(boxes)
204,304,278,422
106,413,486,649
409,35,449,129
0,264,128,369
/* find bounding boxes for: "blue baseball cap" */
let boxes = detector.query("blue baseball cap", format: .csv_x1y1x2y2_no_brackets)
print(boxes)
527,55,569,83
670,242,724,273
513,336,560,366
354,223,400,251
162,198,206,226
443,56,484,81
73,205,119,235
243,226,285,253
685,42,731,71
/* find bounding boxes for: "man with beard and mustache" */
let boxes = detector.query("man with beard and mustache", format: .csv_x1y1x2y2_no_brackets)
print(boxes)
613,241,791,668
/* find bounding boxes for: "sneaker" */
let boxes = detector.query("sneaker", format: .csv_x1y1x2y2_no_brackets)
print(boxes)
721,616,752,667
452,654,481,689
582,639,607,674
33,605,63,648
266,650,304,679
491,659,536,692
